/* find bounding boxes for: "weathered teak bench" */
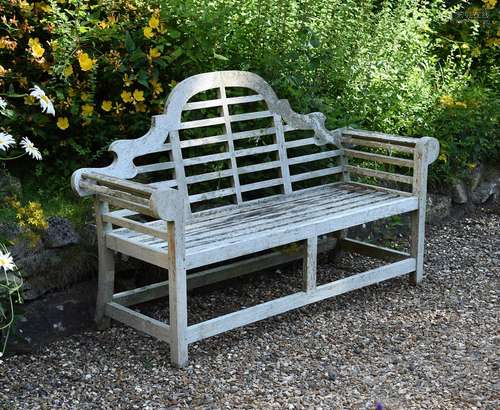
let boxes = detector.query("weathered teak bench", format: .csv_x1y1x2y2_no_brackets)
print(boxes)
72,71,439,367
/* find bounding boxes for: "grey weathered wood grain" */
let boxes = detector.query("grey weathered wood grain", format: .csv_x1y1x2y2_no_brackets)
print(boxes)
72,71,439,367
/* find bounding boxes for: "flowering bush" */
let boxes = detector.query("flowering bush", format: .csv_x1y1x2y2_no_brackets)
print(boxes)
0,0,497,192
0,86,51,355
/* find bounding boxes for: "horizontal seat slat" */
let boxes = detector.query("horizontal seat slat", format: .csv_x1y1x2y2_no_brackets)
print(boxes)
288,149,343,165
185,192,390,249
185,197,418,268
116,189,386,248
187,185,357,231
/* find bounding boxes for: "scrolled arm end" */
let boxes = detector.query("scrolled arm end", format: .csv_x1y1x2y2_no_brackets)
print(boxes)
416,137,440,165
150,188,185,222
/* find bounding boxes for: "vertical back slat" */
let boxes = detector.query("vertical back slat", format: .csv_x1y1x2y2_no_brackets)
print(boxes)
218,84,243,204
272,114,292,195
168,130,191,218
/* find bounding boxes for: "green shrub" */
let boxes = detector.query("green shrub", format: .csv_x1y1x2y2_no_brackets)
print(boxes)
0,0,498,194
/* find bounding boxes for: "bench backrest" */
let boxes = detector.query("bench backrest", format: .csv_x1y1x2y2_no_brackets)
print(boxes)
132,71,343,213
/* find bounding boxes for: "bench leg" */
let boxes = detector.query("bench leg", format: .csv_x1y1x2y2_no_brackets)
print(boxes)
409,208,425,285
167,221,188,367
302,236,318,292
95,200,115,329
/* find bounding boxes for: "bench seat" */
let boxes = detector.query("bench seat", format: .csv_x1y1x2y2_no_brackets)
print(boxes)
106,183,417,270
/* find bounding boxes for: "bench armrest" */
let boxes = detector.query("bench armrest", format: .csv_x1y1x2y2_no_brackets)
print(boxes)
341,129,440,166
78,172,185,222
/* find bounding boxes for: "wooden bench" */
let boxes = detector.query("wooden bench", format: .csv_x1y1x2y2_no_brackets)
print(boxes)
72,71,439,367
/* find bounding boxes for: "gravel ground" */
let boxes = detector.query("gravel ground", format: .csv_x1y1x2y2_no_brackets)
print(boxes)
2,206,499,409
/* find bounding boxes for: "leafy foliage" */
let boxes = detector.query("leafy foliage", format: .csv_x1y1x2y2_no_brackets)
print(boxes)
0,0,498,193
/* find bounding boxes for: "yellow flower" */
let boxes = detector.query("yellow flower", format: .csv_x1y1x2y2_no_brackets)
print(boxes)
133,89,145,102
19,0,33,13
63,65,73,77
82,104,94,116
438,153,447,163
37,2,52,12
483,0,497,9
114,102,125,114
0,65,7,77
471,48,481,57
28,38,45,58
0,36,17,50
454,101,467,109
101,100,112,112
108,16,117,25
143,27,154,39
149,79,163,96
81,92,92,101
439,95,454,107
78,52,95,71
149,15,160,29
121,90,133,103
123,74,133,86
149,48,161,59
57,117,69,130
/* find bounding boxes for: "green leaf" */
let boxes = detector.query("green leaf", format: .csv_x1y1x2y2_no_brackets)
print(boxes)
168,29,181,39
214,52,228,61
125,31,136,52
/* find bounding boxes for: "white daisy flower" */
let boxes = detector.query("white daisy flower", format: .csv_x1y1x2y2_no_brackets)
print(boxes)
20,136,42,160
0,131,16,151
29,85,55,116
0,249,16,272
0,97,7,111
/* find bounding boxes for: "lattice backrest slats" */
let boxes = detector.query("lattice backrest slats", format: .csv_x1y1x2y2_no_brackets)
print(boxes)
72,71,344,215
